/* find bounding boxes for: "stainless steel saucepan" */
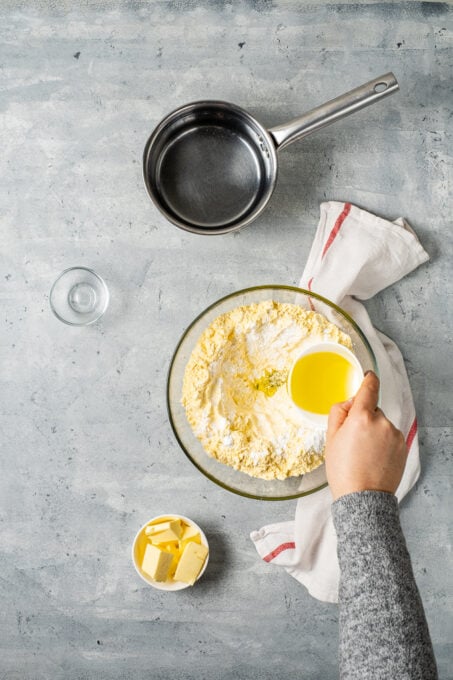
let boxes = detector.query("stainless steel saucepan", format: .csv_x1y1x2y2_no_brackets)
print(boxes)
143,72,398,235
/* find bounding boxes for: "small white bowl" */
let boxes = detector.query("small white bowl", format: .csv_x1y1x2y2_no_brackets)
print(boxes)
287,341,363,427
132,514,209,591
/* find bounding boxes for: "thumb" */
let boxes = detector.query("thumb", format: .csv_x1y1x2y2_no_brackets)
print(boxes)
327,399,353,440
351,371,380,413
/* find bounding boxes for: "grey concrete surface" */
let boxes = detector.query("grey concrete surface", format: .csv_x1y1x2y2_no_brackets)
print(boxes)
0,1,452,678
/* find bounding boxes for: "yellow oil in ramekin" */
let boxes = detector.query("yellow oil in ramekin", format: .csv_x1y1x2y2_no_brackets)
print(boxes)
289,350,359,415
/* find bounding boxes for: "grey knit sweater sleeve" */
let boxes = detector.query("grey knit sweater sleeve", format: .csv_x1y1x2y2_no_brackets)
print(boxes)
332,491,437,680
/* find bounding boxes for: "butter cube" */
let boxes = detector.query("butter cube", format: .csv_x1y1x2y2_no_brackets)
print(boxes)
145,519,182,539
160,542,182,578
141,543,173,582
149,528,183,545
179,525,201,553
174,541,208,585
181,524,200,541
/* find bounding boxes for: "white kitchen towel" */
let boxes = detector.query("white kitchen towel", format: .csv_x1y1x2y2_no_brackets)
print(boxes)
250,201,429,603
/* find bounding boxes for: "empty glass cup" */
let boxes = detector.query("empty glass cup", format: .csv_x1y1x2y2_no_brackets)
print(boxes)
50,267,109,325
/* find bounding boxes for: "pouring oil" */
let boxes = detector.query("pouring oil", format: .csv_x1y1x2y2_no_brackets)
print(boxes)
289,350,359,415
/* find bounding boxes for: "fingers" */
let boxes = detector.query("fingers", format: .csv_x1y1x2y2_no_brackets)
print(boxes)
327,399,354,440
351,371,380,414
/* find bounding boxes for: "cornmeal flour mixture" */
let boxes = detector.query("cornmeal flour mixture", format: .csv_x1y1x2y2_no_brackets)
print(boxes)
182,300,352,480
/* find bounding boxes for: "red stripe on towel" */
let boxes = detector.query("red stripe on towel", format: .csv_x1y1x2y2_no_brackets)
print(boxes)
263,541,296,563
406,417,418,452
321,202,351,259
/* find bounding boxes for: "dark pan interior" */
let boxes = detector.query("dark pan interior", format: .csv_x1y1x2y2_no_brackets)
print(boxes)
144,104,276,230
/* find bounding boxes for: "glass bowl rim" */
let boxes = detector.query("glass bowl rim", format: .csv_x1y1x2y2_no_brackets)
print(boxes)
166,284,378,501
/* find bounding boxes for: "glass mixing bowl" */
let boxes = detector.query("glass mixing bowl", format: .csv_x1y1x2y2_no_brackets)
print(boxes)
167,285,377,501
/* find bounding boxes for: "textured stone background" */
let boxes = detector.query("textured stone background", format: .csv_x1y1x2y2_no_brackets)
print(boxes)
0,1,452,678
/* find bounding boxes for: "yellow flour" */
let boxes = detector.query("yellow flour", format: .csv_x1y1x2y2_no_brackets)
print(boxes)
182,300,352,480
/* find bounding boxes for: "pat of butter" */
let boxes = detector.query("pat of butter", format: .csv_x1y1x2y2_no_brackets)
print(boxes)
181,524,200,541
174,541,208,585
149,528,183,544
179,528,201,553
145,519,183,539
161,543,181,578
141,543,173,582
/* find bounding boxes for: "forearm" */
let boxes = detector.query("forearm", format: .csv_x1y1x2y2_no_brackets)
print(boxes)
332,491,437,680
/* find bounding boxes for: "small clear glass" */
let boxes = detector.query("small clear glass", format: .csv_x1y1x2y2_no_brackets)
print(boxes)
50,267,109,326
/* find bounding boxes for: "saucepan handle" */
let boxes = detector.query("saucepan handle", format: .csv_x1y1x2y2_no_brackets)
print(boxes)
268,72,399,151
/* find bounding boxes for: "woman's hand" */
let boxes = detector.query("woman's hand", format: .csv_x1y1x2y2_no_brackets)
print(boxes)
325,372,408,501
